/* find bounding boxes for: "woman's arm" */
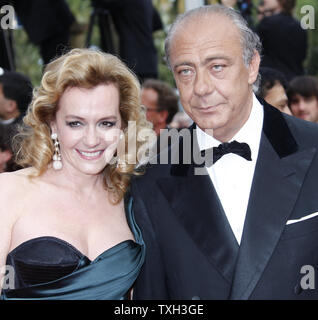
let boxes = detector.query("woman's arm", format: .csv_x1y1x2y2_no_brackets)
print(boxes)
0,173,16,293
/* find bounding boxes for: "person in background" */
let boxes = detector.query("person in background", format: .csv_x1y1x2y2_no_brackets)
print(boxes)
0,71,33,122
257,0,280,21
256,0,307,82
258,67,291,115
0,71,33,171
0,126,13,173
169,111,193,130
218,0,254,26
287,75,318,123
0,0,15,71
12,0,75,65
0,48,149,300
219,0,237,7
141,79,179,136
98,0,161,82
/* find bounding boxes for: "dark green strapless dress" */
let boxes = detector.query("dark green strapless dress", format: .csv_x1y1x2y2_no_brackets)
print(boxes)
1,197,145,300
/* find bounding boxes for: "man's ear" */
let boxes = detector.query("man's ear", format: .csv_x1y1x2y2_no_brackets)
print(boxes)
158,110,169,124
248,50,261,85
5,99,17,113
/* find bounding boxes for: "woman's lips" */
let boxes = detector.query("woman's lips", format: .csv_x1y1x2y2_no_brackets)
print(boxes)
76,149,104,160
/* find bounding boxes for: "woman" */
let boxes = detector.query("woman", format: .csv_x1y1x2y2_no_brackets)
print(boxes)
0,48,151,300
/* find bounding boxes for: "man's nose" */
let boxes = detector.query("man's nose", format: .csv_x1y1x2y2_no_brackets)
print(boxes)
193,70,214,97
298,99,307,111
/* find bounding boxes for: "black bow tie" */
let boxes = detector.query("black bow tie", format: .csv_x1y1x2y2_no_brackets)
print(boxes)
201,140,252,164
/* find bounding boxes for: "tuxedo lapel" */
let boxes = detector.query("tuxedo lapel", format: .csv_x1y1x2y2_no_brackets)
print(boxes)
157,129,239,284
157,168,239,283
230,104,317,299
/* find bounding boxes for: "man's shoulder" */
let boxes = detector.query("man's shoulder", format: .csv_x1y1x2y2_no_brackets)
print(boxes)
132,159,173,187
132,134,190,190
283,113,318,148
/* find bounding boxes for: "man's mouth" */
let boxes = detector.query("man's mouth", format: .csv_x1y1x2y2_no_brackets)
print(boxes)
195,104,221,112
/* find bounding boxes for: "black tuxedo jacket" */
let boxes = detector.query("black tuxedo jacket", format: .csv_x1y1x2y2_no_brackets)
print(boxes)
131,102,318,299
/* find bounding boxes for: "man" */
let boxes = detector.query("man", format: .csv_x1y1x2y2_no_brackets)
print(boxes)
141,79,179,136
101,0,161,81
0,125,13,172
0,71,32,121
12,0,75,65
0,71,32,170
287,76,318,123
258,67,291,115
131,5,318,299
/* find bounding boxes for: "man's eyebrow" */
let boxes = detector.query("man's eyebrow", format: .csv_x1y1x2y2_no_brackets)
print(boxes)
202,56,231,66
173,61,195,70
173,56,232,70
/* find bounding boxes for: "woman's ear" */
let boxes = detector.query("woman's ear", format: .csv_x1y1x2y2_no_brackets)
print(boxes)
50,121,57,136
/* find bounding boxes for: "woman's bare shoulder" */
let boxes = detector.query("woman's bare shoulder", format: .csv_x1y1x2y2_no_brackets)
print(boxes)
0,167,36,184
0,168,37,211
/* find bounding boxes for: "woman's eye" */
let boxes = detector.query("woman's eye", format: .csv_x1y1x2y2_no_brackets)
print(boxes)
67,121,82,127
100,121,116,128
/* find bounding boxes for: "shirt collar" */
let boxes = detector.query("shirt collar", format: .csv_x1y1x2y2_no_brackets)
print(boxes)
196,94,264,160
0,117,16,125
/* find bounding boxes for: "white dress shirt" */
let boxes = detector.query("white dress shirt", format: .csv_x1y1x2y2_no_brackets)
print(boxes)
196,94,264,244
0,118,16,125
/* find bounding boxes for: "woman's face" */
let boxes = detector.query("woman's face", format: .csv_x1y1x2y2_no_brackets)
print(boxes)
51,83,122,176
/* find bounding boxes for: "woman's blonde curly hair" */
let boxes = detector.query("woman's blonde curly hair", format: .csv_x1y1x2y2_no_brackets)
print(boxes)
14,48,153,203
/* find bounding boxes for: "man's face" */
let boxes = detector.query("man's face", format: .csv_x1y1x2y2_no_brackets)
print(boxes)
289,94,318,123
170,14,260,141
0,84,11,119
264,82,291,115
262,0,279,11
141,87,166,135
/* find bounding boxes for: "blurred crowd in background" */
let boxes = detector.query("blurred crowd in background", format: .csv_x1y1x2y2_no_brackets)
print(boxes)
0,0,317,173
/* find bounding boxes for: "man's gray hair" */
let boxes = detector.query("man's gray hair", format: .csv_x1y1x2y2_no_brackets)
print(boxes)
164,4,262,91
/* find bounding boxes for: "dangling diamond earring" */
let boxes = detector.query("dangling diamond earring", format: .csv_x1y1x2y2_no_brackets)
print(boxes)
51,133,62,170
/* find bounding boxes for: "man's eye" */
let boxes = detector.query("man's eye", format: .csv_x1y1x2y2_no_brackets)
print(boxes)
212,65,224,72
304,96,315,102
179,69,192,76
67,121,82,127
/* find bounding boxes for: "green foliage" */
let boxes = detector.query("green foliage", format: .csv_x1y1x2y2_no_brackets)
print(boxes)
13,27,42,86
295,0,318,76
